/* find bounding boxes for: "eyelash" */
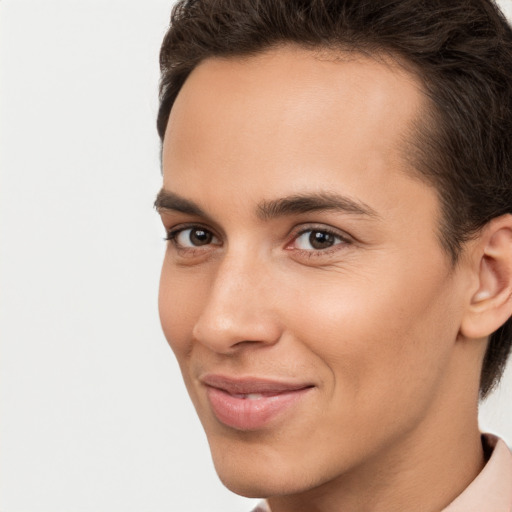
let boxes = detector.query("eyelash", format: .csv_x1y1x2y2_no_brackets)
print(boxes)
165,224,351,257
165,224,220,255
290,226,350,257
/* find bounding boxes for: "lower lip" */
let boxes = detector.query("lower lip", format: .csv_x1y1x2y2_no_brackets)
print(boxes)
205,386,312,431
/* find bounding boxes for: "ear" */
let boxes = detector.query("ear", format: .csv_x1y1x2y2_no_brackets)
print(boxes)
460,214,512,340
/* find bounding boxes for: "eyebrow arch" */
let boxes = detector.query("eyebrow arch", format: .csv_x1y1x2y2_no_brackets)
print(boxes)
154,189,208,218
154,189,379,221
257,192,379,220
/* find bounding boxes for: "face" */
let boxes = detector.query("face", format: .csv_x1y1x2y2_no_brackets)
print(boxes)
157,47,472,498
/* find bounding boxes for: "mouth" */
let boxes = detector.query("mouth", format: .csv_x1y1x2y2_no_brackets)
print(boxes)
200,374,315,431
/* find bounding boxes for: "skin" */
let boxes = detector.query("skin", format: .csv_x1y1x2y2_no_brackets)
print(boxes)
157,46,496,512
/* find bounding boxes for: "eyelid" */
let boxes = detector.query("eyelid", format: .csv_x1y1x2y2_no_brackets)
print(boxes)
289,224,352,244
164,221,353,258
285,224,353,256
165,223,222,248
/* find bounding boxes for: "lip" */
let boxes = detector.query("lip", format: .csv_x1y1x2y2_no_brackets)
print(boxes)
200,374,314,431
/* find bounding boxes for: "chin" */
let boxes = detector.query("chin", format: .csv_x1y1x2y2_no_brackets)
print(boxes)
208,436,324,499
215,463,309,499
216,473,275,499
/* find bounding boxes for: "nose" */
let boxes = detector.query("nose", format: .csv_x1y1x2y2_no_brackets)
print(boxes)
192,252,282,354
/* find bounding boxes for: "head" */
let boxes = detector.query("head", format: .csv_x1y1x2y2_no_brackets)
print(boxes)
155,0,512,501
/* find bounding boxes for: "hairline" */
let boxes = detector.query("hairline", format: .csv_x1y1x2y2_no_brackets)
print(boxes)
160,43,461,266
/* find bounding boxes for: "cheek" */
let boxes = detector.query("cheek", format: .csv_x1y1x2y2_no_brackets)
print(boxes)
158,257,205,357
287,256,460,410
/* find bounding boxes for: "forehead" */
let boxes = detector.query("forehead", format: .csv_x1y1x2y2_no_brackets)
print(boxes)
162,46,429,216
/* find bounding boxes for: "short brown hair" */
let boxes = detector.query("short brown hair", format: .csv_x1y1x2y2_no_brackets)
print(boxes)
157,0,512,398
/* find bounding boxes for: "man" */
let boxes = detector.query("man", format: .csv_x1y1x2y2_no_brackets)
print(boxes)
154,1,512,510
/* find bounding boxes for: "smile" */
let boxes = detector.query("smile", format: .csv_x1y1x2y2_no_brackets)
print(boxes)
201,375,314,431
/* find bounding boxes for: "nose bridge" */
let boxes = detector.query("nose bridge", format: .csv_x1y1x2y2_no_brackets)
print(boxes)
192,246,281,351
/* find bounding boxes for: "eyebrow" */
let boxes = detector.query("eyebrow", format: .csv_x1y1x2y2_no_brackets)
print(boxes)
256,192,379,220
154,189,207,217
154,189,379,220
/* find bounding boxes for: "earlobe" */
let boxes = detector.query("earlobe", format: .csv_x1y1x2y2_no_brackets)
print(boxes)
460,215,512,340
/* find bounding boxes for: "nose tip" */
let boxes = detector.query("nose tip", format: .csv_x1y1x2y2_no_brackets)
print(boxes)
191,264,282,354
192,307,280,353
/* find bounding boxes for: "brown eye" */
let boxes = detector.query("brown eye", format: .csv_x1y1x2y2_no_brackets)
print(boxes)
293,229,346,251
309,231,336,249
171,227,219,248
189,228,212,246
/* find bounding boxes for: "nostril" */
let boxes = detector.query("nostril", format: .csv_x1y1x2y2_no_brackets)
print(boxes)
232,339,266,348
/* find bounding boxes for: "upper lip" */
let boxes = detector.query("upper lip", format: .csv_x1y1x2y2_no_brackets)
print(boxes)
200,374,314,395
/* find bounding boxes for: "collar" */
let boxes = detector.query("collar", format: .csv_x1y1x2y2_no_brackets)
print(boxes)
442,433,512,512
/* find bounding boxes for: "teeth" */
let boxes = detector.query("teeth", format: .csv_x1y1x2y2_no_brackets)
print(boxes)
231,393,264,400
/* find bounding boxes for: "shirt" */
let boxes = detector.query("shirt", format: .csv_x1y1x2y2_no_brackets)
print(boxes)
251,434,512,512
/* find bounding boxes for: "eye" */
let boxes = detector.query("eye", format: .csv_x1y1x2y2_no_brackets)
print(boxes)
168,226,220,248
292,228,347,251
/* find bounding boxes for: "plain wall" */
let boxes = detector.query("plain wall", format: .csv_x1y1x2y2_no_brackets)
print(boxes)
1,1,511,511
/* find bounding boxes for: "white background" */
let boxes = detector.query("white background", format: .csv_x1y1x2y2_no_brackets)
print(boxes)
1,1,511,511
